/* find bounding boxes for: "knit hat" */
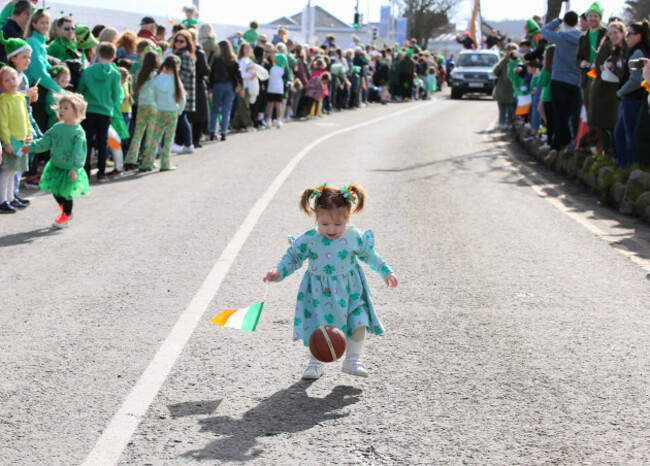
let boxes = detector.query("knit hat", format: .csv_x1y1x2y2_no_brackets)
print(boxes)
525,18,541,35
0,32,32,59
75,24,98,50
274,53,287,68
586,1,604,18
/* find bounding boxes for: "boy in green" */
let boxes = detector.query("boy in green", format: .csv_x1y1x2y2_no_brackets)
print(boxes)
181,5,198,29
22,92,88,229
77,42,123,182
576,1,606,114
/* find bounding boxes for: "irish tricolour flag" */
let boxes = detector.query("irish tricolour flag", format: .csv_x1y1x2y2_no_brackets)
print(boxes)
210,302,263,332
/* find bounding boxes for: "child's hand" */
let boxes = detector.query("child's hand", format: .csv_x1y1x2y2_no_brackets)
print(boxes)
3,143,14,155
20,144,30,154
384,273,398,288
263,269,280,282
26,86,38,102
68,169,77,181
25,137,32,144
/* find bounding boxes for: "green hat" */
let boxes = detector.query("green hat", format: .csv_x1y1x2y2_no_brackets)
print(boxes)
0,32,32,59
526,19,540,35
586,1,604,18
274,53,287,68
75,24,99,50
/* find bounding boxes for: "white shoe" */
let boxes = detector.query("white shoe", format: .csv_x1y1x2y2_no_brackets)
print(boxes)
177,145,195,155
171,143,183,154
341,354,368,377
276,119,283,129
302,358,324,380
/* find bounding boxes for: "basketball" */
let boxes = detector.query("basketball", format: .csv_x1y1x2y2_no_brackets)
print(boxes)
309,325,347,363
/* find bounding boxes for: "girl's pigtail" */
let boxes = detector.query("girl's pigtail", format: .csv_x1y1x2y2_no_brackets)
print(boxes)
349,183,365,214
299,188,315,216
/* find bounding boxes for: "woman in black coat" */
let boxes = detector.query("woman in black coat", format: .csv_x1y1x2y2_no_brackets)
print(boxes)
189,42,210,147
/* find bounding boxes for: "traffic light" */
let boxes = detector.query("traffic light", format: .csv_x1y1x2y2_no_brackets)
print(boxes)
353,13,360,28
372,27,378,41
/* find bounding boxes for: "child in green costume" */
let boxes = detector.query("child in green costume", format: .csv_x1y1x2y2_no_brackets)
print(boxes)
22,92,88,229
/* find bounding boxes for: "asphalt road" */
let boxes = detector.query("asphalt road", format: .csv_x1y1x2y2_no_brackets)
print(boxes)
2,93,650,465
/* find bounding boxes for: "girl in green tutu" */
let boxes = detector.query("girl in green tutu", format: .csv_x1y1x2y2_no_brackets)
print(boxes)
22,92,88,228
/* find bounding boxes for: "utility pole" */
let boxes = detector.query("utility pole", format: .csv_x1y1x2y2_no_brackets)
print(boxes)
306,0,311,45
355,0,360,32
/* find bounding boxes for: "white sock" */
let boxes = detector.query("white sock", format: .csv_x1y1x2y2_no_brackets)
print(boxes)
0,170,13,203
346,327,365,357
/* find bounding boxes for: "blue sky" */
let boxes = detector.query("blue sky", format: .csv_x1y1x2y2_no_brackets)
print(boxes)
54,0,628,26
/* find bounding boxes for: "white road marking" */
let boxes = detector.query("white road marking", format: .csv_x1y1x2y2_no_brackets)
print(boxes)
492,123,650,273
82,101,436,466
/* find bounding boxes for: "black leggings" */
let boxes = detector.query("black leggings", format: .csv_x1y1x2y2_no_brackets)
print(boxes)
54,195,73,215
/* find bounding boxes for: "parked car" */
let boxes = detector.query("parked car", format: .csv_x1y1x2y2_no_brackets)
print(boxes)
449,50,500,99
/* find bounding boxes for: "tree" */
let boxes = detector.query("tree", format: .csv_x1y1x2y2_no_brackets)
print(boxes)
546,0,566,21
400,0,459,49
623,0,650,21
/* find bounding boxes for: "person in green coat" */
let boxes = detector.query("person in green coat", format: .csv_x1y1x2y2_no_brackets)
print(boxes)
493,43,517,129
47,16,79,62
576,1,607,116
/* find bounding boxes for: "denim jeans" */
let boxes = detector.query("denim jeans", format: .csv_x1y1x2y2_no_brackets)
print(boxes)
175,112,192,147
210,82,236,135
498,102,514,126
614,98,643,168
530,86,542,130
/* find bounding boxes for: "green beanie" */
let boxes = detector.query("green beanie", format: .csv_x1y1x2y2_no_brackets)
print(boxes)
274,53,287,68
0,31,31,59
526,19,540,35
586,1,604,18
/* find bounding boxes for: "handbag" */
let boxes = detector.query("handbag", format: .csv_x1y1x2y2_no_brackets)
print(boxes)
601,67,620,83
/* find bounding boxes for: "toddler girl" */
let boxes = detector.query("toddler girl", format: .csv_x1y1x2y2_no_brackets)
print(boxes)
22,92,88,228
0,66,32,213
45,65,70,130
124,51,160,171
264,183,398,380
144,55,186,172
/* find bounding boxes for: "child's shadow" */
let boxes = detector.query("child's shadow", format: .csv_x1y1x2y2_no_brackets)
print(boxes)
0,228,57,248
182,380,361,462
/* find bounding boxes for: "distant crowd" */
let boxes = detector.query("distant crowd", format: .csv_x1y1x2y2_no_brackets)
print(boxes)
482,2,650,167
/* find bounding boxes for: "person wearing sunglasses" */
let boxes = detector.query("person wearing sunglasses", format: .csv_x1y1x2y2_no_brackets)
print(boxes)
47,16,79,62
614,21,650,168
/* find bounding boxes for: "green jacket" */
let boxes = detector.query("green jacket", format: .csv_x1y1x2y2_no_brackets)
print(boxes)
507,59,530,97
576,26,606,87
25,32,61,93
47,36,79,62
78,63,123,117
242,29,259,45
531,69,552,103
492,55,515,103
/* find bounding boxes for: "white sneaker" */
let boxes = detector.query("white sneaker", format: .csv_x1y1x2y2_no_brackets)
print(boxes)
177,145,195,155
302,358,324,380
342,354,368,377
171,143,183,154
276,119,283,129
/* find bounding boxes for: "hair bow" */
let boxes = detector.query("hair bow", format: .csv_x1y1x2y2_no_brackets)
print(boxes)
339,185,357,204
310,183,327,199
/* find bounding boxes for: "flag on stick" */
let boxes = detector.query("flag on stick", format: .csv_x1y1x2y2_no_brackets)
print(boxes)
574,105,589,146
210,302,263,332
515,94,532,116
587,68,597,79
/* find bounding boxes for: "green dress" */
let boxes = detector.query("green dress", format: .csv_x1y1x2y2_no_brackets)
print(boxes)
29,123,89,200
275,226,392,346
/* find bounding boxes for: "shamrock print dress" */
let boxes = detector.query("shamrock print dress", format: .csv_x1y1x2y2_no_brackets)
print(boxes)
275,226,393,346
